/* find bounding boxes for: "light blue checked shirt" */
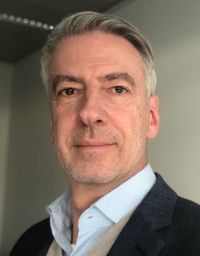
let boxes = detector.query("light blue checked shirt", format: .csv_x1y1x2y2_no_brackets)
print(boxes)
47,164,156,255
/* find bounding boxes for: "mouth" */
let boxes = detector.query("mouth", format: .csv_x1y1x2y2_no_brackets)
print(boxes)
73,141,116,150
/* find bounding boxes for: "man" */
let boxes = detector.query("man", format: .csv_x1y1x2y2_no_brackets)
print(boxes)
11,11,200,256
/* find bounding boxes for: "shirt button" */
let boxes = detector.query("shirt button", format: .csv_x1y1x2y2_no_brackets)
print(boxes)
87,216,93,219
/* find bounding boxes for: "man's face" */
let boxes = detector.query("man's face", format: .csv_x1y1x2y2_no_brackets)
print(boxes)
49,31,159,185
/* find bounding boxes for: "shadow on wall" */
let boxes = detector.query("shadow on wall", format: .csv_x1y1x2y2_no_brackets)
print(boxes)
2,51,66,255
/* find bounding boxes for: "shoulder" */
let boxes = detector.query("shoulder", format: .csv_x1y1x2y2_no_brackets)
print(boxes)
10,218,53,256
145,174,200,252
162,197,200,254
173,196,200,229
176,196,200,214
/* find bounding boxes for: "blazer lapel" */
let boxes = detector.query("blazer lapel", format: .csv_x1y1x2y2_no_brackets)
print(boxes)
107,174,178,256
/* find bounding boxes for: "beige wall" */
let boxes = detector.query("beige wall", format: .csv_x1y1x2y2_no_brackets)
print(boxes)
109,0,200,202
1,0,200,254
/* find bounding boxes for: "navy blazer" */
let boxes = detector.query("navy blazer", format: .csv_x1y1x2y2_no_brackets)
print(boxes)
10,174,200,255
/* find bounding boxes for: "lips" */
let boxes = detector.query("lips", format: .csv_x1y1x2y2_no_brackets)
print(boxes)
73,140,116,149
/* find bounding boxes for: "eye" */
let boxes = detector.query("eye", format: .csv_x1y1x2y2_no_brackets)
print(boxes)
57,87,77,96
113,86,127,94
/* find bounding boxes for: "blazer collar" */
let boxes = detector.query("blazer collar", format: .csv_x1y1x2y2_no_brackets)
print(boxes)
107,174,178,256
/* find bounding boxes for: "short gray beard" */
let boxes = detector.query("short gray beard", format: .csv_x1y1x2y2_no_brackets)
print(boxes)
63,164,121,184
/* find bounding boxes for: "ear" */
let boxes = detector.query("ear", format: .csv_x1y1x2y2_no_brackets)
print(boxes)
50,120,55,144
147,96,160,139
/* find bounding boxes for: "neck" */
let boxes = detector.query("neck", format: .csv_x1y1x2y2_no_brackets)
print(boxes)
69,182,114,243
70,181,115,212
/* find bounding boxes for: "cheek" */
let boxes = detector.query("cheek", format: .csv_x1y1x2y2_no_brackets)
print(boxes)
112,108,137,142
118,105,148,143
51,108,76,143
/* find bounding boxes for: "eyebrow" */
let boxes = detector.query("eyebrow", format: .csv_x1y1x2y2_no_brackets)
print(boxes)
100,72,136,87
52,75,83,92
51,72,136,92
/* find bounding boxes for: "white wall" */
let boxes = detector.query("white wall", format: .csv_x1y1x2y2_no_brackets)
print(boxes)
0,62,14,253
109,0,200,202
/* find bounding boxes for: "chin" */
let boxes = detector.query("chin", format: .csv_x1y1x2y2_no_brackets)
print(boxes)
67,166,121,184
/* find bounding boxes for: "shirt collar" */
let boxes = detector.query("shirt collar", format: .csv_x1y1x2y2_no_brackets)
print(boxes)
93,164,156,223
47,164,156,225
46,164,156,253
47,192,71,229
47,164,156,224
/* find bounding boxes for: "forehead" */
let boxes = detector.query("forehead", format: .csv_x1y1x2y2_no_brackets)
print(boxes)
49,31,145,83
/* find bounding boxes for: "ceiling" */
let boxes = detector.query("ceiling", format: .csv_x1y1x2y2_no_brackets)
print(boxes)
0,0,124,63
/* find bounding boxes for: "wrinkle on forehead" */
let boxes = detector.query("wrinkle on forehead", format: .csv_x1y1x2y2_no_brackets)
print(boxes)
50,31,146,92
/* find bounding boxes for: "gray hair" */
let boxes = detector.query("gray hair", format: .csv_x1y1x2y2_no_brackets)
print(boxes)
41,11,157,97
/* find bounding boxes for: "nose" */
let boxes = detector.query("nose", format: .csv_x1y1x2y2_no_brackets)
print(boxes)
78,93,107,127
